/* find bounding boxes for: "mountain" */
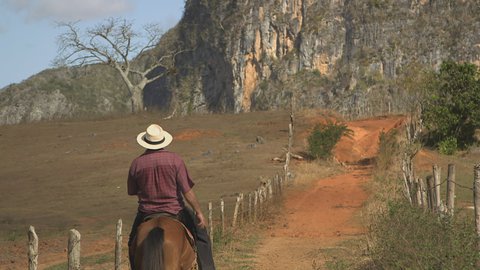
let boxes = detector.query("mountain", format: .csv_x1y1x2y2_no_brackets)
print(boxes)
1,0,479,125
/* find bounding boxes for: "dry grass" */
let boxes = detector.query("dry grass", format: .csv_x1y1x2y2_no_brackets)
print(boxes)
292,160,343,187
0,108,349,269
356,123,480,269
0,109,303,268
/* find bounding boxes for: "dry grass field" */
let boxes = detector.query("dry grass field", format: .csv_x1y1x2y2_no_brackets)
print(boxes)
5,110,474,269
0,109,326,269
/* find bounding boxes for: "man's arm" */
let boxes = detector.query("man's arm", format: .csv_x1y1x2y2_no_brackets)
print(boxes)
184,189,207,228
127,166,138,196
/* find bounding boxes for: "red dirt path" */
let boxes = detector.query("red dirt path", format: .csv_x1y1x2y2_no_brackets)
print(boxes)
254,116,404,269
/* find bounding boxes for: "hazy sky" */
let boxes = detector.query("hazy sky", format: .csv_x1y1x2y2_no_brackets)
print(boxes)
0,0,185,89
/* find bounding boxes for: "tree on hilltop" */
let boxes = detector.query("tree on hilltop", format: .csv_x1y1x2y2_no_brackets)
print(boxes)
54,17,183,113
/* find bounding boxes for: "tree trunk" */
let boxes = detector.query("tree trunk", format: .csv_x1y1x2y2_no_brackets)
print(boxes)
117,66,145,113
130,86,144,113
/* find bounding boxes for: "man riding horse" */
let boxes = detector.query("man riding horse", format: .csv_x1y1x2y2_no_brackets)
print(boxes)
128,124,216,270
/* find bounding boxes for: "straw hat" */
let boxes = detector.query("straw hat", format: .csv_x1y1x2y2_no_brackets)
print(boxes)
136,124,173,150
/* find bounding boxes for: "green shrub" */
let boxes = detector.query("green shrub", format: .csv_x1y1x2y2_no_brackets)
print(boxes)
368,200,480,269
422,61,480,149
438,136,457,155
308,121,352,159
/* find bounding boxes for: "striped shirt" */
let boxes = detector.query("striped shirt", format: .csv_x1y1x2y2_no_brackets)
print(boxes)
127,149,194,215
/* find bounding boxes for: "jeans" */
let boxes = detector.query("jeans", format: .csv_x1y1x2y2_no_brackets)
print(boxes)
128,208,216,270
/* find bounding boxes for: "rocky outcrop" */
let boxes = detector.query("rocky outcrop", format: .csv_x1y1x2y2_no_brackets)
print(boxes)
1,0,479,124
0,65,128,124
0,88,74,125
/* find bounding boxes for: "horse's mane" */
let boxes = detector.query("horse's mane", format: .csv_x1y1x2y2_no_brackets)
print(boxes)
142,227,165,270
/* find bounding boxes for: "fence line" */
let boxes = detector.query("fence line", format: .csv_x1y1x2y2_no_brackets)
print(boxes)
25,174,289,269
403,162,480,251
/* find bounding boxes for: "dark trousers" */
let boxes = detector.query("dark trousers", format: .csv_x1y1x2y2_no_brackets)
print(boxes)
128,208,216,270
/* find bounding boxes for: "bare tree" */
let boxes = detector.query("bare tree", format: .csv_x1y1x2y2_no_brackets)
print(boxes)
55,17,180,113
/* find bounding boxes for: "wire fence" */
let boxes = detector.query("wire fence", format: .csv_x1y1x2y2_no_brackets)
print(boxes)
27,171,291,270
403,162,480,237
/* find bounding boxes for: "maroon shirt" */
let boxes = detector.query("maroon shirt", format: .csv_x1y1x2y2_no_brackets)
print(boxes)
127,149,194,215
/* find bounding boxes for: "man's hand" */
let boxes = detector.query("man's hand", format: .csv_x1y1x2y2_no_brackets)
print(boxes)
196,212,207,228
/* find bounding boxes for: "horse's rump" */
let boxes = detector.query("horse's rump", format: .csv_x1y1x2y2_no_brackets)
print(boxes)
132,216,196,270
142,227,165,269
144,213,196,250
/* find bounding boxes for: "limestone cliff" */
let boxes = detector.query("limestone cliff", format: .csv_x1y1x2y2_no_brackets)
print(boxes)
1,0,479,124
151,0,480,116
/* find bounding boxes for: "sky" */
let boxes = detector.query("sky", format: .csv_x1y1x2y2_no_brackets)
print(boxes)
0,0,185,89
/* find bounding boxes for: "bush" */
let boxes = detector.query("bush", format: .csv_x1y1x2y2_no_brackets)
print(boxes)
308,121,352,159
368,200,480,269
438,136,457,155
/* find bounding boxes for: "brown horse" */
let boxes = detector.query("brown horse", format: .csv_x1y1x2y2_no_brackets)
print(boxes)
131,216,196,270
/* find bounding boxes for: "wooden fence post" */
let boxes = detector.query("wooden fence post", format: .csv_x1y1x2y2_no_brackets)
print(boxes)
240,193,245,226
277,174,283,197
414,178,422,207
290,93,295,133
28,226,38,270
419,178,427,209
115,219,122,270
68,229,81,270
446,164,456,215
208,202,213,245
284,123,293,183
232,195,241,228
287,123,293,158
284,164,289,185
473,163,480,251
267,179,273,201
258,188,264,218
248,193,252,223
253,190,258,222
433,165,441,211
220,199,225,235
272,175,278,198
426,175,434,211
402,157,413,205
473,163,480,269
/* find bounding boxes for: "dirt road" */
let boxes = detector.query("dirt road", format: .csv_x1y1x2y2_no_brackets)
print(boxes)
254,116,404,269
